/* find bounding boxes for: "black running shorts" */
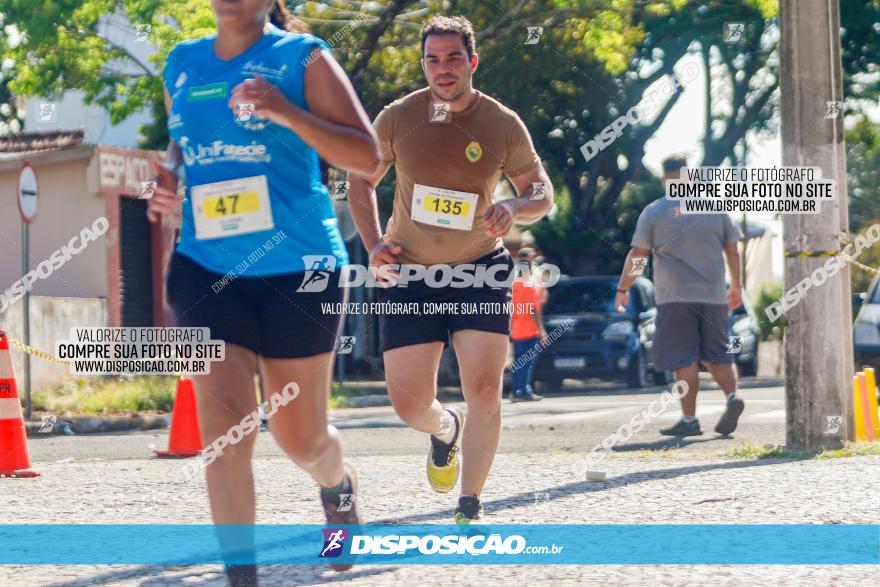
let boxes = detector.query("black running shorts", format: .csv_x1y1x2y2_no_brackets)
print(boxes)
377,248,514,353
166,252,344,358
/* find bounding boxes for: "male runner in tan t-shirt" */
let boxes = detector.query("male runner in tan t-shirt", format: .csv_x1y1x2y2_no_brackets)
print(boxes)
348,15,553,524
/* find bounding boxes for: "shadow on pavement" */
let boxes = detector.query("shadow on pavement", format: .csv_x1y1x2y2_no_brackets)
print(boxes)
378,458,788,524
610,436,728,451
536,376,783,399
46,563,396,587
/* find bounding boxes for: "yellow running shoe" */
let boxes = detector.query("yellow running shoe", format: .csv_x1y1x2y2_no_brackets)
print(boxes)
426,406,464,493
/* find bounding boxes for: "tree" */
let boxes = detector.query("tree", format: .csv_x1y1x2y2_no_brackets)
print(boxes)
518,0,779,274
4,0,876,277
0,0,215,147
840,0,880,108
846,117,880,233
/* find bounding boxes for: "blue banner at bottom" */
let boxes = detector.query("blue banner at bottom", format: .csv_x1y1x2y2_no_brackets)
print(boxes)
0,525,877,565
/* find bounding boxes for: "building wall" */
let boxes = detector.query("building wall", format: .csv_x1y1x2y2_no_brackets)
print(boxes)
0,152,107,303
2,296,107,390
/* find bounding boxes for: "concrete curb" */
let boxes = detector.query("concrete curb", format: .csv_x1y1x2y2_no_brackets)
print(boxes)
334,388,463,409
25,415,168,437
335,394,391,408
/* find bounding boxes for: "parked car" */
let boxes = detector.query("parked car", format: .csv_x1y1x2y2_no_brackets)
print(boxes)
531,276,760,390
532,276,669,389
854,275,880,368
729,291,760,377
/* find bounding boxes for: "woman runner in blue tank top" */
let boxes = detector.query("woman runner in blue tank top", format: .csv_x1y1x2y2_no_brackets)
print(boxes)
148,1,379,583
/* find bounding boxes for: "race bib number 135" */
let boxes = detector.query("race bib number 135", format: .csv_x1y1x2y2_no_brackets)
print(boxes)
411,183,478,231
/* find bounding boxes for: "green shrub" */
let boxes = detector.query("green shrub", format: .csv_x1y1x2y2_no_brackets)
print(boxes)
754,281,786,341
31,377,177,415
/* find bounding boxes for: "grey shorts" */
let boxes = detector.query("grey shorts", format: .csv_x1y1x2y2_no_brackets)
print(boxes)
653,302,733,371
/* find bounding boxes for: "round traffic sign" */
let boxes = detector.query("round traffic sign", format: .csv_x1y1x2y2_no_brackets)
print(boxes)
17,161,39,224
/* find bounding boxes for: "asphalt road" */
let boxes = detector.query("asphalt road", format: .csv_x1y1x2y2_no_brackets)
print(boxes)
26,376,786,464
7,376,879,587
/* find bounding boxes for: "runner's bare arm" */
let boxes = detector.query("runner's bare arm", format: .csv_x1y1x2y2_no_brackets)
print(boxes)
146,89,183,223
724,243,743,310
348,162,401,266
484,164,554,236
505,163,555,223
228,49,378,176
615,247,651,312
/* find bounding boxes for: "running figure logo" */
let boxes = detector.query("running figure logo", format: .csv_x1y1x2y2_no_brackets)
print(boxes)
530,182,547,201
38,103,57,122
824,415,842,435
237,103,255,122
134,24,151,42
38,414,57,434
333,181,350,200
525,27,543,45
629,257,648,276
337,336,356,355
139,181,156,200
825,101,843,119
533,492,550,510
429,102,451,123
319,528,348,558
723,23,744,43
337,494,354,512
298,255,337,293
726,336,743,354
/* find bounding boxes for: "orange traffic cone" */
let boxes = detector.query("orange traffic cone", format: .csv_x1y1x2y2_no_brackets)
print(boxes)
154,376,202,457
0,331,39,478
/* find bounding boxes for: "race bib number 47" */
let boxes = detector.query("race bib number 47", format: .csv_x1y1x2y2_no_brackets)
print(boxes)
411,184,478,231
192,175,274,240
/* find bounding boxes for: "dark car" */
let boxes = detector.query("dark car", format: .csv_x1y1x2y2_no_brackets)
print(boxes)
532,276,669,389
854,275,880,368
531,276,760,389
728,292,760,376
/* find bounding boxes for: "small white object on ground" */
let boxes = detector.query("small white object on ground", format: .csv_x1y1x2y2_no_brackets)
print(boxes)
585,469,606,481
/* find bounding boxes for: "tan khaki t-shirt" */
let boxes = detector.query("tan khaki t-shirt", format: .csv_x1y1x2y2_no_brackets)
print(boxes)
374,88,540,265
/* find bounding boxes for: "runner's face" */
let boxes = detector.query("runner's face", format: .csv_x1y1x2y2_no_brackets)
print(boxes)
211,0,270,30
422,34,477,102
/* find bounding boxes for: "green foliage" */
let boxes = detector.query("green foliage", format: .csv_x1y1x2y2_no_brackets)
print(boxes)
846,118,880,233
754,280,785,341
32,376,177,414
849,232,880,295
727,442,880,460
0,0,215,146
840,0,880,106
2,0,878,269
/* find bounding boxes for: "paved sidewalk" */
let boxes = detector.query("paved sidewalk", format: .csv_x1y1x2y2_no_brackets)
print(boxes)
4,449,879,586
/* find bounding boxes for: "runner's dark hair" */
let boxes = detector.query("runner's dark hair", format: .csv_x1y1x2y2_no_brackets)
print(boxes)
421,16,476,59
270,0,309,33
661,154,688,174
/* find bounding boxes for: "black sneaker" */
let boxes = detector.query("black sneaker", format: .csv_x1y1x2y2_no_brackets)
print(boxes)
659,418,702,437
225,564,258,587
454,496,484,525
715,396,745,436
320,463,361,571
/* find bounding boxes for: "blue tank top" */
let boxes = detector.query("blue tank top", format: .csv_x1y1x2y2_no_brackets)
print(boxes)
163,24,349,276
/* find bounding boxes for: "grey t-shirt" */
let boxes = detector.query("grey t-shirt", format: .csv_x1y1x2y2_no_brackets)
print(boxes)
631,198,741,305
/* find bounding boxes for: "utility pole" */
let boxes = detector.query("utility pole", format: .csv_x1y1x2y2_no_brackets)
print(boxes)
779,1,853,450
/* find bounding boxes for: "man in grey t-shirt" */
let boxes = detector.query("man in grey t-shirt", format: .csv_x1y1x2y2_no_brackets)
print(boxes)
615,155,745,437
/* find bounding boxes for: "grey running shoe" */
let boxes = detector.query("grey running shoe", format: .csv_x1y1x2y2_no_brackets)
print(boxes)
715,396,745,436
659,418,702,437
